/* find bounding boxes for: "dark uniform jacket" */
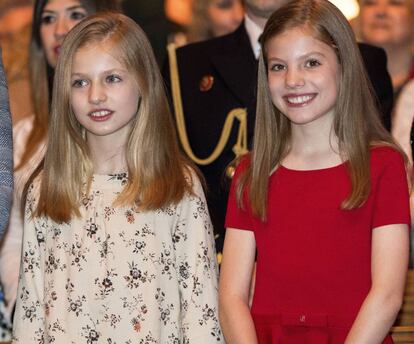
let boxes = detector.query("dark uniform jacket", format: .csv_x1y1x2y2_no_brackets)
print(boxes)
162,23,393,254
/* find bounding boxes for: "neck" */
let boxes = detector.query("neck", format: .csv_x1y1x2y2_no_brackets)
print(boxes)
383,44,413,89
245,10,267,30
87,136,127,175
284,115,342,170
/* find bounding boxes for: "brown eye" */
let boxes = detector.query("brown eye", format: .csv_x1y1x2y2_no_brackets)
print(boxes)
41,14,55,25
70,10,87,21
270,63,285,72
305,59,321,68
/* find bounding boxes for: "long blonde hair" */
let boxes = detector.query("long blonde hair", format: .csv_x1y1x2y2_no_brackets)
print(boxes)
237,0,401,220
17,0,120,171
34,12,194,222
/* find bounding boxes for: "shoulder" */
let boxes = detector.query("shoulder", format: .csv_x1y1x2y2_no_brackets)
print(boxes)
25,172,43,213
13,115,35,165
177,26,243,57
357,42,388,71
183,165,205,198
370,145,406,169
233,154,251,181
13,115,34,142
399,79,414,99
358,42,386,59
175,24,247,69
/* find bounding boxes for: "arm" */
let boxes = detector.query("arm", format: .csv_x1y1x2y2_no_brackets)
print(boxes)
345,223,409,344
0,49,13,237
0,117,36,316
174,175,224,343
219,228,257,344
391,80,414,166
391,81,414,223
0,188,23,315
12,182,46,343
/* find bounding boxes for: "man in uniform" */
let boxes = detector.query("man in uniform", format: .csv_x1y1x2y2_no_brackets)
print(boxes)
163,0,393,255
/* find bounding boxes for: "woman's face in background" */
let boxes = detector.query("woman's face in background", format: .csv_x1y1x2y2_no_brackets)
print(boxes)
360,0,414,48
207,0,244,37
40,0,88,67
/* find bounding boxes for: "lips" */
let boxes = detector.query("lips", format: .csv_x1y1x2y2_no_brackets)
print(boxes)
88,109,114,121
283,93,316,107
54,45,61,56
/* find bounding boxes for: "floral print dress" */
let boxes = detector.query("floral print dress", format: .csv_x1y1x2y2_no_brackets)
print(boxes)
12,173,224,343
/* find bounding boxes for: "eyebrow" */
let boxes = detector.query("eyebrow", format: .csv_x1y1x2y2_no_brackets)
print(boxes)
42,5,85,13
71,69,127,77
268,52,327,61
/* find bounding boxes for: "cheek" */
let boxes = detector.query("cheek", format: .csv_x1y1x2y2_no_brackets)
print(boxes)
40,25,53,48
360,8,376,26
267,75,283,105
208,8,228,27
70,92,85,118
391,12,413,38
122,86,140,113
67,19,82,32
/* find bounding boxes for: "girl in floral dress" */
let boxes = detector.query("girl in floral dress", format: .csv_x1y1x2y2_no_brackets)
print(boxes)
220,0,410,343
13,12,223,343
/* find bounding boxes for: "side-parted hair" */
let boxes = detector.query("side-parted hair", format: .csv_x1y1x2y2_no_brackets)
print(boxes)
34,12,194,222
237,0,403,220
17,0,121,171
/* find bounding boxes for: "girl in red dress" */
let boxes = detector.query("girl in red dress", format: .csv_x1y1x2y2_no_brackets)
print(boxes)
219,0,411,343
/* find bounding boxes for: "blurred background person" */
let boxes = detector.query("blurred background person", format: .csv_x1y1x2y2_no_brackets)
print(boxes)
164,0,193,46
187,0,244,43
0,0,33,123
0,0,120,336
123,0,192,65
358,0,414,100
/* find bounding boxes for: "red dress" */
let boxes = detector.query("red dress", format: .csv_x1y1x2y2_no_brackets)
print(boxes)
226,147,410,344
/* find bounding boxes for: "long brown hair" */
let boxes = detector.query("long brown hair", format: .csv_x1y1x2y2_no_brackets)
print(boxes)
34,12,194,222
237,0,401,220
17,0,120,171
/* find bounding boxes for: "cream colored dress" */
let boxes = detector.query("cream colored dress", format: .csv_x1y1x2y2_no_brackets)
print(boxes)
12,173,224,343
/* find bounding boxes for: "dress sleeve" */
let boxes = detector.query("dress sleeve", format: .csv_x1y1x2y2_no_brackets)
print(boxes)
372,148,411,229
174,174,224,343
12,181,46,343
0,50,13,238
225,159,254,231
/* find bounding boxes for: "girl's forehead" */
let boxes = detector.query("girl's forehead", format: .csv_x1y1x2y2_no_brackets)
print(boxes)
44,0,82,8
71,41,132,73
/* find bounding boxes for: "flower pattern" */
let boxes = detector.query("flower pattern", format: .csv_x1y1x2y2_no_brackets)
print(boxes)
13,174,223,343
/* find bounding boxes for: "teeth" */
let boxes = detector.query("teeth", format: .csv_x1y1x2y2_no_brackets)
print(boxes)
90,110,111,117
287,95,313,104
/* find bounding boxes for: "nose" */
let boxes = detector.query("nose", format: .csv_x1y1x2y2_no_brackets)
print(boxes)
285,67,305,89
373,3,388,18
88,82,107,104
54,17,70,41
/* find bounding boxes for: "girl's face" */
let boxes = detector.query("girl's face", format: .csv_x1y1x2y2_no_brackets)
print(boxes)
266,27,339,129
40,0,88,68
70,42,140,146
360,0,413,47
207,0,244,37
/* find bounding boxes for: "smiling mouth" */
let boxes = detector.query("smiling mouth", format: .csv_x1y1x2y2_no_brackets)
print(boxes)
284,94,316,106
88,110,114,121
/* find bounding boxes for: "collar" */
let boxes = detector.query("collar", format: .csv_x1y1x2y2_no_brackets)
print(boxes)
244,14,263,59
